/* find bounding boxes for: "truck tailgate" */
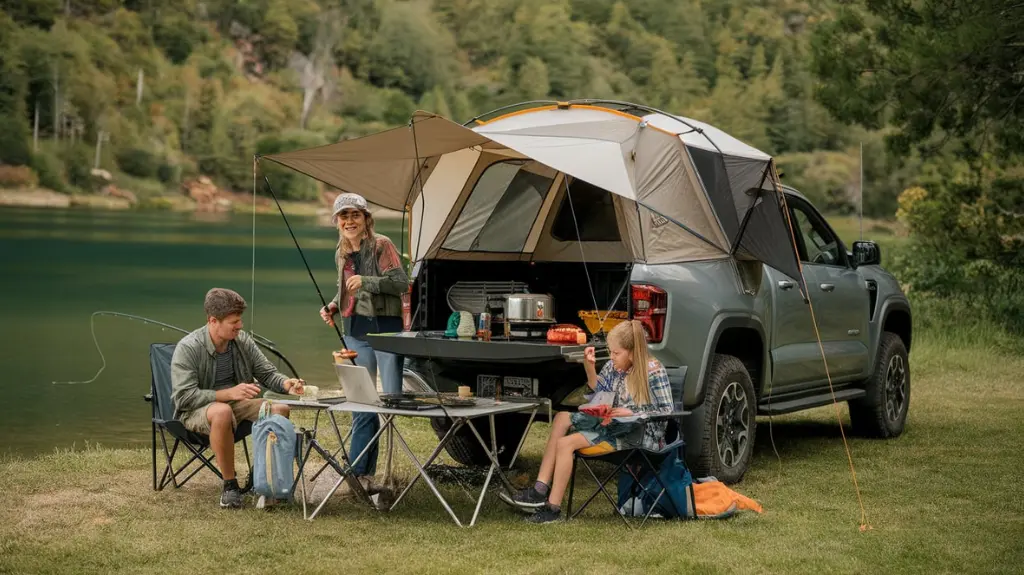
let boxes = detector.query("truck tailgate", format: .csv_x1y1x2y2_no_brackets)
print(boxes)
364,331,607,364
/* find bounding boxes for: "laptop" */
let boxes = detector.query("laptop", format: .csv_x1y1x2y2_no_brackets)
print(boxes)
334,364,439,410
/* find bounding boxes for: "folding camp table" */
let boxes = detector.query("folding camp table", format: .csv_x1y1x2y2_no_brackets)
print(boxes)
307,397,544,527
270,398,370,519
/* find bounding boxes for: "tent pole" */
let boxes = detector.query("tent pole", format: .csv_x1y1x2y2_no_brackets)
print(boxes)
729,166,772,254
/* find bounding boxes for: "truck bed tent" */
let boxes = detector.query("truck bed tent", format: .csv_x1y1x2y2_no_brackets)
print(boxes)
263,101,802,285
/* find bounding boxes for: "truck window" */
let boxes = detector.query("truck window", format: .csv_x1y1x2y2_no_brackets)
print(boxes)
790,201,843,266
551,178,621,242
443,161,553,252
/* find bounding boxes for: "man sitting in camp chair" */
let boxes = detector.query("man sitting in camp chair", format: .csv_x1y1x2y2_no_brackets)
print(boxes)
171,287,304,508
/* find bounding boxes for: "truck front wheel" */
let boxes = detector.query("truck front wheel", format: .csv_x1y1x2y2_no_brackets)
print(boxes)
430,413,529,467
849,332,910,438
694,354,757,484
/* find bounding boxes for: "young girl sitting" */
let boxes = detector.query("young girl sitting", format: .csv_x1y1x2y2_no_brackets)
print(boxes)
501,319,674,523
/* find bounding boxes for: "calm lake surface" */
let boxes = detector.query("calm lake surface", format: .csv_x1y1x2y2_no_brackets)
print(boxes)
0,206,405,456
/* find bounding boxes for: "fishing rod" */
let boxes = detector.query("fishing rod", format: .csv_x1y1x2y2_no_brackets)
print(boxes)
254,157,349,352
53,311,301,385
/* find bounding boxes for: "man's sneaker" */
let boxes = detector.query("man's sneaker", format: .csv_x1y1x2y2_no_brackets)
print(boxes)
220,479,244,509
525,503,562,524
498,486,547,510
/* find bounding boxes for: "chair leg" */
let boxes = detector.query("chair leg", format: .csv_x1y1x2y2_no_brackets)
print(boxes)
151,422,158,491
240,438,252,493
574,455,634,528
566,455,578,519
158,430,179,490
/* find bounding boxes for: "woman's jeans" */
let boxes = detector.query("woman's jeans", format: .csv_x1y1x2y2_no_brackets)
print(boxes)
343,334,403,477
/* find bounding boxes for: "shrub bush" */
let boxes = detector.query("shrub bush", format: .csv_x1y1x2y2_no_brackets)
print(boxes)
116,147,161,179
59,144,97,192
157,162,181,184
890,179,1024,335
30,149,66,192
0,164,39,188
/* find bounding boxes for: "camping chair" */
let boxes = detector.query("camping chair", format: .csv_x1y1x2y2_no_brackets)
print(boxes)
566,367,696,528
145,343,253,492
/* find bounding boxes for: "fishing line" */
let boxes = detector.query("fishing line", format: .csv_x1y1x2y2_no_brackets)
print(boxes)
51,311,188,385
53,311,300,385
252,155,257,333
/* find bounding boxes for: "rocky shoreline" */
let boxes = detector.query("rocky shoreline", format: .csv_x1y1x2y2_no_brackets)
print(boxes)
0,181,403,222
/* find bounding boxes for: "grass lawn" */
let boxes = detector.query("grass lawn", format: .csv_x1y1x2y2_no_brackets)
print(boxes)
2,323,1022,575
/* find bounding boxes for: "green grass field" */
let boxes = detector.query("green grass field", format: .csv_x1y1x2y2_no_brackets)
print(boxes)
2,318,1022,574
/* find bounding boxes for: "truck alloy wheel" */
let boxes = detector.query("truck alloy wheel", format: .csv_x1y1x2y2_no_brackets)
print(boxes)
695,354,757,484
716,380,751,468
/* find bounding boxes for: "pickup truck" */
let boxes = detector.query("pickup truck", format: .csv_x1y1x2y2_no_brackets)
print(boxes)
367,185,912,484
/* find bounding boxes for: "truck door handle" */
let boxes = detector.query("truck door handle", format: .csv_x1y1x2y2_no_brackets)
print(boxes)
819,283,835,292
777,280,794,290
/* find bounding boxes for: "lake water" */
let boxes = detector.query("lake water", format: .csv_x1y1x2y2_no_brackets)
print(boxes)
0,206,405,456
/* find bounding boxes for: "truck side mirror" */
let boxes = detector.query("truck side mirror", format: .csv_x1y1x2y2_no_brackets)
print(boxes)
852,240,881,267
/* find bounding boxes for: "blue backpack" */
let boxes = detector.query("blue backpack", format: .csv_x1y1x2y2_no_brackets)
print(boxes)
252,401,298,502
616,453,696,519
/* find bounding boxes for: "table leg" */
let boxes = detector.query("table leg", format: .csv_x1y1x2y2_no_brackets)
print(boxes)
508,406,539,469
306,415,391,520
389,418,465,510
465,419,518,495
391,425,464,528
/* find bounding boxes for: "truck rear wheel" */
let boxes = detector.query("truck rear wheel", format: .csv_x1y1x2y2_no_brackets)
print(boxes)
694,354,757,484
849,332,910,438
430,413,529,467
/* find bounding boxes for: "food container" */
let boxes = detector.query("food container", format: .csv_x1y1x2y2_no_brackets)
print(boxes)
578,310,628,335
504,293,555,323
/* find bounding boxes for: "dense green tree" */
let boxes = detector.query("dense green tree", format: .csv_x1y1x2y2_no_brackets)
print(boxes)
0,10,32,166
811,0,1024,159
0,0,61,28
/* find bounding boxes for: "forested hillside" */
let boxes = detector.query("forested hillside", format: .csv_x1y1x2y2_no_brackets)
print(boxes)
0,0,923,213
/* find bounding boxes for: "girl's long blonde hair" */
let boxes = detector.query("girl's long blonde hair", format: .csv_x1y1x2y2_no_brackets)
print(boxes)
608,319,652,405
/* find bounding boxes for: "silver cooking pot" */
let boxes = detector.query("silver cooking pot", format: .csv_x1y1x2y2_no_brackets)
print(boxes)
503,293,555,323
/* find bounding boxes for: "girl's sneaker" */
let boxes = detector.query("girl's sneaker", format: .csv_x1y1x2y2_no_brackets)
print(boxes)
499,486,547,510
525,503,562,524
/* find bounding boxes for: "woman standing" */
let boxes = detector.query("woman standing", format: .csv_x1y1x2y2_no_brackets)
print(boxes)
318,192,408,492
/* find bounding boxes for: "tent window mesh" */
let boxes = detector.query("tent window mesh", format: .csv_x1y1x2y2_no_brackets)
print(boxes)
443,161,552,252
551,179,621,242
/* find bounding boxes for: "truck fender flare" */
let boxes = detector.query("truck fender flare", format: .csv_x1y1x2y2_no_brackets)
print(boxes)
690,314,768,407
871,297,912,366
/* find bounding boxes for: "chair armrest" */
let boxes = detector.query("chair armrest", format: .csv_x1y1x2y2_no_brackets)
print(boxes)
641,410,690,422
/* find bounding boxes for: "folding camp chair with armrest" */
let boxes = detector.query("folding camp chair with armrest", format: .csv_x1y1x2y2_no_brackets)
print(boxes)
145,342,255,492
565,367,696,528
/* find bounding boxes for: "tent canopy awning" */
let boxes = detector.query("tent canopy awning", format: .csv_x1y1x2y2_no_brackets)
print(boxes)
263,102,802,283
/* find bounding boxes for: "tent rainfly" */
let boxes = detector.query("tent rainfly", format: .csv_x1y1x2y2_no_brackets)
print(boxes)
264,101,802,285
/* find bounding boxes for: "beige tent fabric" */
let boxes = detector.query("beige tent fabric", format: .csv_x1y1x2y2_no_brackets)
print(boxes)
410,148,479,261
616,194,725,264
632,127,730,251
476,112,640,201
265,113,488,210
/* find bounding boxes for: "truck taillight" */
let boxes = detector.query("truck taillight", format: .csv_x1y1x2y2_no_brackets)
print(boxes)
632,284,667,343
402,285,412,331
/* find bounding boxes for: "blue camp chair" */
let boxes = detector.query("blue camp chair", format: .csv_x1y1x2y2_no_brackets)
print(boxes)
566,367,697,528
145,343,253,491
